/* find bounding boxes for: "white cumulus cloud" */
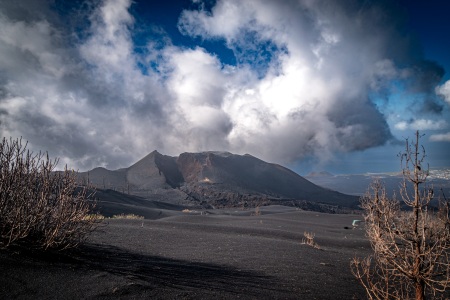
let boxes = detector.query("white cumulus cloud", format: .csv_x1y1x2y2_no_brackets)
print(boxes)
430,132,450,142
436,80,450,105
395,119,448,131
0,0,448,170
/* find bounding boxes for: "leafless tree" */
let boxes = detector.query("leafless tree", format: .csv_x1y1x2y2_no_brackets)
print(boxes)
0,137,98,250
351,131,450,299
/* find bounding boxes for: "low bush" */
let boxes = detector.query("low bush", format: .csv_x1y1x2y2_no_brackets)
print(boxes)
0,137,98,250
301,231,320,249
111,213,144,220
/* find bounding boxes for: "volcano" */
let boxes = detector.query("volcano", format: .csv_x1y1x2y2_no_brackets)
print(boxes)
78,151,359,212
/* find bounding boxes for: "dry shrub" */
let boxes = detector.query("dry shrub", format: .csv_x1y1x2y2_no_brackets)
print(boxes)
83,214,105,221
252,206,261,216
302,231,320,249
351,131,450,300
112,213,144,220
0,137,98,250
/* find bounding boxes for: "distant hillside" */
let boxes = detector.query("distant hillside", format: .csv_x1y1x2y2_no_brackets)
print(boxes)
78,151,360,212
307,171,450,199
92,189,185,219
77,151,186,204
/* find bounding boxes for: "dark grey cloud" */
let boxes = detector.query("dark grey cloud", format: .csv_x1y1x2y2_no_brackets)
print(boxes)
421,97,444,114
328,96,393,151
409,60,445,93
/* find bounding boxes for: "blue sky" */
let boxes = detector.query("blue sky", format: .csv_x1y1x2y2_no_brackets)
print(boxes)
0,0,449,175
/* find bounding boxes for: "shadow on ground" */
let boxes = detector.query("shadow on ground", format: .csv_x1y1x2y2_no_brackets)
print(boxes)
1,243,290,299
78,243,284,296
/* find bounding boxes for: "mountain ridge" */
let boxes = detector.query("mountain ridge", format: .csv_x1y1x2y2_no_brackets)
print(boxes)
78,150,360,212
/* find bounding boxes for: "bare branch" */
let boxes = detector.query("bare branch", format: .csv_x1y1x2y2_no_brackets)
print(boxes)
0,137,99,250
352,131,450,299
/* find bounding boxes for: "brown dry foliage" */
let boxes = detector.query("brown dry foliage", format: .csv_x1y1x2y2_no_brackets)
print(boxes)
351,131,450,299
0,137,98,250
302,231,320,249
